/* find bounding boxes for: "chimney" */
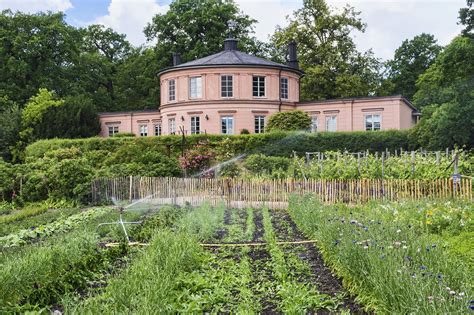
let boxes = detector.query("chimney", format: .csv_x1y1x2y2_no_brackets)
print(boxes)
288,41,299,69
224,38,238,51
172,52,181,66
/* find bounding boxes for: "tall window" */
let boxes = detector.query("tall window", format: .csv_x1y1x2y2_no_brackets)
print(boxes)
139,125,148,137
221,116,234,135
221,75,233,97
311,117,318,133
168,79,175,101
154,123,161,136
365,114,381,131
254,116,265,134
189,76,202,99
280,77,288,99
108,126,119,137
168,118,176,134
252,76,265,97
191,116,200,134
325,116,337,132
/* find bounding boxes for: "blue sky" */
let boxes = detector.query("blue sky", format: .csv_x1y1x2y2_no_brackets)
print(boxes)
0,0,466,60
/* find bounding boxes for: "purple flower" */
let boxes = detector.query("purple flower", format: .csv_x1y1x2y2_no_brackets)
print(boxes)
420,265,427,270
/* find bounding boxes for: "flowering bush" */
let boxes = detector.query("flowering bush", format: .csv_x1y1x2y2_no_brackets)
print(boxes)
179,142,215,174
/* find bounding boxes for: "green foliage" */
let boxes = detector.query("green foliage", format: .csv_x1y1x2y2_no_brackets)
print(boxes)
0,103,21,161
288,197,473,313
0,207,108,248
459,0,473,37
0,159,15,200
266,110,312,132
384,33,442,101
411,36,474,149
244,154,290,175
34,94,101,139
113,132,136,137
271,0,382,100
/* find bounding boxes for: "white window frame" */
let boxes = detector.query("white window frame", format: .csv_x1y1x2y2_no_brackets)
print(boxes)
311,116,318,133
168,79,176,102
168,118,176,135
325,116,337,132
280,77,289,99
221,75,233,98
139,124,148,137
254,115,265,134
189,76,202,99
108,126,119,137
190,116,200,134
221,116,234,135
252,76,266,97
365,114,382,131
154,123,162,136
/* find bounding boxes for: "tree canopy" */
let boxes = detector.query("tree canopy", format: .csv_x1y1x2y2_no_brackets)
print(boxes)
270,0,382,100
384,34,442,101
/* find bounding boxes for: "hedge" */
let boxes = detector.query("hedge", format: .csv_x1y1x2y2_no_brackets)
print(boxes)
26,130,415,159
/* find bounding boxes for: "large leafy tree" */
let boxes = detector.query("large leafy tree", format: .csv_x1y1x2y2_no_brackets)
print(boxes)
0,102,21,161
76,24,133,111
384,34,442,101
144,0,261,68
0,10,81,106
410,36,474,149
459,0,473,37
270,0,382,100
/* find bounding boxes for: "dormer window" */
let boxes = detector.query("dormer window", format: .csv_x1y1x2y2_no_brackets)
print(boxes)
221,75,233,98
189,76,202,99
253,76,265,97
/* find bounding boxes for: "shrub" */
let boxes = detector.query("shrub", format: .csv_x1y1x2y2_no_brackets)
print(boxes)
244,154,291,175
240,129,250,134
266,110,312,132
114,132,136,137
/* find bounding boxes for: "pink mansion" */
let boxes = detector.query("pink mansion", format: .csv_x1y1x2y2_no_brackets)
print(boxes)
99,38,419,137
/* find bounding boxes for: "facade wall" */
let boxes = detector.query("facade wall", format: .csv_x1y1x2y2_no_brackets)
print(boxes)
160,67,300,106
296,97,415,132
98,111,162,137
98,65,417,137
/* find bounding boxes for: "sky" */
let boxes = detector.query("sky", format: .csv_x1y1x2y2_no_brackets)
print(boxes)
0,0,466,61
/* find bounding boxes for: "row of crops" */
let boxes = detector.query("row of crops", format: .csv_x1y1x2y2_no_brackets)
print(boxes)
233,151,473,180
1,197,472,313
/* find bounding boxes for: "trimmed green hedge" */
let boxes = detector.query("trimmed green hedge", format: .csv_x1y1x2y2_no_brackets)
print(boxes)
26,130,414,159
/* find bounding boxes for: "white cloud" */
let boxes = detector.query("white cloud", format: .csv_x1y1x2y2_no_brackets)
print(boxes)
235,0,300,41
0,0,73,12
93,0,169,46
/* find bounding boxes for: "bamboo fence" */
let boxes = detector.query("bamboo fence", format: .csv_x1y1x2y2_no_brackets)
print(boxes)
91,177,472,208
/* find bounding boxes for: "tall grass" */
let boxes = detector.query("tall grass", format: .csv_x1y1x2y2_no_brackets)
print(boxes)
68,202,226,313
288,196,473,313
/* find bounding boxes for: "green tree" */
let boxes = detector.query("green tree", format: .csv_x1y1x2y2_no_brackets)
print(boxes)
0,102,21,161
17,89,64,158
271,0,382,100
78,24,132,111
0,10,81,106
144,0,261,69
114,48,161,110
459,0,473,37
266,110,312,132
34,95,101,139
411,36,474,149
384,34,442,101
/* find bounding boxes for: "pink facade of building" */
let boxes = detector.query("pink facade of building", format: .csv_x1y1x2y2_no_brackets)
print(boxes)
98,39,419,137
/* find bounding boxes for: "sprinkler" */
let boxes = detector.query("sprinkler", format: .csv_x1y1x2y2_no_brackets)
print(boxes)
97,195,156,243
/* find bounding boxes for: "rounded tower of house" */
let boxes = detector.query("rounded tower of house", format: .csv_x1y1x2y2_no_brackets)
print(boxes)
158,38,303,135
